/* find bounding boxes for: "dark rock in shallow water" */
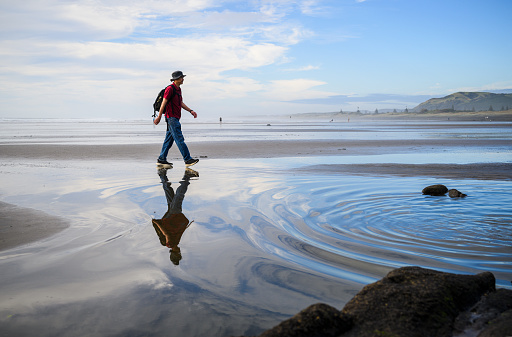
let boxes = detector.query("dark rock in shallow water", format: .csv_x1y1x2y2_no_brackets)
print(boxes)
242,267,512,337
258,303,351,337
422,184,449,196
449,189,467,198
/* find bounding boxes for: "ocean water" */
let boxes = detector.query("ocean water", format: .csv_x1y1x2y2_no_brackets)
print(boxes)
0,119,511,337
2,118,512,144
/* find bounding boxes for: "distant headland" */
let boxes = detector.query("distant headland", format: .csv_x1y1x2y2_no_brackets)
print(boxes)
291,91,512,122
414,92,512,113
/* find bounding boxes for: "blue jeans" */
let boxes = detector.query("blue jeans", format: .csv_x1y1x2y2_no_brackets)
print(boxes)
158,169,189,216
158,117,192,162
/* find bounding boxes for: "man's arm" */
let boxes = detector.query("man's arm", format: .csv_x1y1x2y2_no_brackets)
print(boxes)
181,102,197,118
153,97,168,125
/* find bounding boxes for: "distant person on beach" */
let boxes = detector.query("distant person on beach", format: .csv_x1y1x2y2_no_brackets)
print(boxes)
154,70,199,168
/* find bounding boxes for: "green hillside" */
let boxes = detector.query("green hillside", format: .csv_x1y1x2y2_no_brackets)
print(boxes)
412,92,512,112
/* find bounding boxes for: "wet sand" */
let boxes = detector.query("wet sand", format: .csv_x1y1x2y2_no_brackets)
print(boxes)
1,116,511,249
298,163,512,181
1,136,510,251
1,119,511,337
0,201,69,251
1,137,509,160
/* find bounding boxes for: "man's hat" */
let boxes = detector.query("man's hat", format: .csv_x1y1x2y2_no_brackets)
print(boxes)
171,71,186,81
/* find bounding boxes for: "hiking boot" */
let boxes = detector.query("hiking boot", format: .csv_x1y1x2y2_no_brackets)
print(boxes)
157,159,173,168
183,168,199,180
185,158,199,167
157,167,169,176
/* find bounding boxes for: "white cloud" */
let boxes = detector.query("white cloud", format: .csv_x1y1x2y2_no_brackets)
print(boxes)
299,0,330,16
0,32,289,117
0,0,332,118
260,24,313,45
1,1,137,39
174,10,271,30
210,77,265,98
58,3,139,33
266,78,334,101
449,82,512,93
283,65,320,72
300,0,319,13
0,0,228,40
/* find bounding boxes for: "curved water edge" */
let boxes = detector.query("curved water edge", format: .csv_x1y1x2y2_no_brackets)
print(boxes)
240,174,512,287
0,117,511,336
0,160,511,337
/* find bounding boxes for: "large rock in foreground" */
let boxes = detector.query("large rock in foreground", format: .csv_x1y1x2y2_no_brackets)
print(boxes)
247,266,511,337
340,267,494,337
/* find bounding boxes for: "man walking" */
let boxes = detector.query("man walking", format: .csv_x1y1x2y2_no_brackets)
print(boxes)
154,71,199,168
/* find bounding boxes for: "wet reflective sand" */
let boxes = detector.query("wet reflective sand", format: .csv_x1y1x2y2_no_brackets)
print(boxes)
0,119,511,336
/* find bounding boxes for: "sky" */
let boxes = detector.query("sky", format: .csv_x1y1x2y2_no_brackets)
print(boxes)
1,0,511,120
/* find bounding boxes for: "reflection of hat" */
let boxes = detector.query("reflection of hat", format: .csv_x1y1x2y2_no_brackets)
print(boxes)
170,248,182,265
171,71,186,81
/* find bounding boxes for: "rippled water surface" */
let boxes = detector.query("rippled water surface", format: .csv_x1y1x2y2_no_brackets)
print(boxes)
0,120,511,337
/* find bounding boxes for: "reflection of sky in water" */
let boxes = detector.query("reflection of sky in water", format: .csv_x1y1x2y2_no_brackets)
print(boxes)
0,154,511,336
0,120,511,336
225,150,512,167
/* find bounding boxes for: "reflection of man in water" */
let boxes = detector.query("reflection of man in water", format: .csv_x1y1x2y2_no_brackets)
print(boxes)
152,168,198,265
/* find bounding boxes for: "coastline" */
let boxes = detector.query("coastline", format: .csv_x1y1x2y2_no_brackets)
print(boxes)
292,110,512,122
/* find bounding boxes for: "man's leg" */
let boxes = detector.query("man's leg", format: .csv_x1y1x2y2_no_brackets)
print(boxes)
169,118,192,162
169,180,189,214
158,119,175,162
158,168,175,212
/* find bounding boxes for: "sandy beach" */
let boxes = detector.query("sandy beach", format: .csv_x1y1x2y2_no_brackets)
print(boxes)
1,134,510,251
1,119,511,247
0,127,512,249
1,118,511,337
1,137,510,160
0,201,70,251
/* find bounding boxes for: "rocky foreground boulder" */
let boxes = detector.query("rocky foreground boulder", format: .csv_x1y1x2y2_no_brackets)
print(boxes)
240,266,512,337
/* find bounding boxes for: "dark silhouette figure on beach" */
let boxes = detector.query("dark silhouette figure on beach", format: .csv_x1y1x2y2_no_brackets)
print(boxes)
152,168,198,265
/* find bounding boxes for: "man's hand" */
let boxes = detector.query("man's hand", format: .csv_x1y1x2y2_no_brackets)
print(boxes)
154,115,162,125
191,110,197,118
